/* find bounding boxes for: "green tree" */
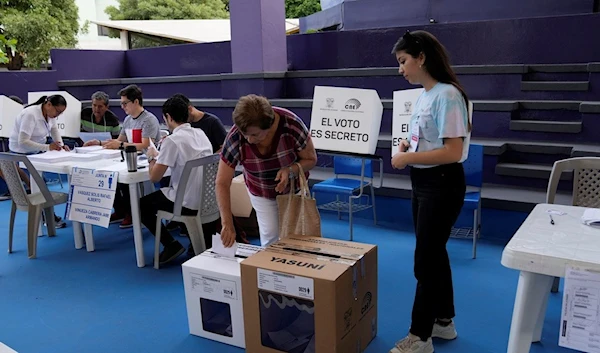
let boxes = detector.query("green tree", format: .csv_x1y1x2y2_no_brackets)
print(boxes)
0,0,82,69
285,0,321,18
105,0,229,21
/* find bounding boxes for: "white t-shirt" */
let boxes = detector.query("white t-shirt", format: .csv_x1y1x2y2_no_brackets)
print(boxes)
156,123,213,210
409,82,471,168
9,105,62,154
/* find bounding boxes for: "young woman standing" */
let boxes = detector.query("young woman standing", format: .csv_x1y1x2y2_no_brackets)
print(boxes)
389,30,471,353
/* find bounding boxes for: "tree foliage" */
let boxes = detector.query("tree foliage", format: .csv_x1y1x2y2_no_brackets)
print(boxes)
105,0,229,21
0,0,82,69
285,0,321,18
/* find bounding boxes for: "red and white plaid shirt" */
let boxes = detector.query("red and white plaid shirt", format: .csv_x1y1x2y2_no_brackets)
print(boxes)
220,107,311,200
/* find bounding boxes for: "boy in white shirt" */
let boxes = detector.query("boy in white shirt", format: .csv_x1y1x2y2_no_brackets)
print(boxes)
140,96,213,266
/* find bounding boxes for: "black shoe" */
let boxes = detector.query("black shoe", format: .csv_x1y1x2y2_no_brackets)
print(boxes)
159,242,185,265
187,244,195,258
166,221,180,231
54,214,62,223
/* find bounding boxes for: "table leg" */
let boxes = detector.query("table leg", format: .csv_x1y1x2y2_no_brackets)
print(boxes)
129,183,145,267
83,223,95,252
507,271,554,353
73,221,84,249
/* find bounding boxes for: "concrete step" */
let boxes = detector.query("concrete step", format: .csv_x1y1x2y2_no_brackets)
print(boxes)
521,81,589,92
495,163,572,181
306,167,572,213
509,120,582,133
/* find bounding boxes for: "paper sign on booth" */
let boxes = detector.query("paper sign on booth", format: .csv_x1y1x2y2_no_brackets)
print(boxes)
28,91,82,139
66,167,118,228
391,88,424,157
310,86,383,155
0,95,23,139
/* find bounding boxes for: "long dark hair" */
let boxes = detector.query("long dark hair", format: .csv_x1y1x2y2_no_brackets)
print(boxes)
392,30,471,131
25,94,67,109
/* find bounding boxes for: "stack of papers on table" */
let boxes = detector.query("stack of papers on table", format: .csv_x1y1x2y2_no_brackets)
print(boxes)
74,146,103,153
28,151,102,163
581,208,600,228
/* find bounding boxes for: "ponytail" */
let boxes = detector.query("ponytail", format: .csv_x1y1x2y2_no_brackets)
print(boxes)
24,94,67,109
25,95,47,108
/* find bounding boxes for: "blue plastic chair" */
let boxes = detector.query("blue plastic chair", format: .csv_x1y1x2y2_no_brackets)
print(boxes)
311,156,382,241
458,144,484,259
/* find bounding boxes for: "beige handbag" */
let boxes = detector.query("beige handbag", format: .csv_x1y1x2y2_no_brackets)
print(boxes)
276,162,322,239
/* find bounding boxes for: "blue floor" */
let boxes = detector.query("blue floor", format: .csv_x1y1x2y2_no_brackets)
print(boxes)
0,198,575,353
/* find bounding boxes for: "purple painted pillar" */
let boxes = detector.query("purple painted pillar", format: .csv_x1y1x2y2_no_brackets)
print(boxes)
229,0,288,73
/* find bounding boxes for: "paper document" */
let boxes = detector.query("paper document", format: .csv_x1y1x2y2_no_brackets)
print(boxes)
581,209,600,228
559,266,600,352
212,233,237,258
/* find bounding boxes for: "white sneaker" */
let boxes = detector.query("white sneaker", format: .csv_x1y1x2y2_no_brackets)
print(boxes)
389,333,434,353
432,320,457,340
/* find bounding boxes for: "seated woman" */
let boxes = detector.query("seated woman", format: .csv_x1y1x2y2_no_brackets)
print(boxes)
216,94,317,248
8,94,70,228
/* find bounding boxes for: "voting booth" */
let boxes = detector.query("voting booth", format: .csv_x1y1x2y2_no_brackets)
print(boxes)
391,88,474,157
310,86,383,155
28,91,81,138
391,88,424,157
0,95,23,140
182,244,264,348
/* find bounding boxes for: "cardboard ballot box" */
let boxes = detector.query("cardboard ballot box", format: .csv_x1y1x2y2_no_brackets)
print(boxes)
240,236,378,353
182,244,264,348
310,86,383,155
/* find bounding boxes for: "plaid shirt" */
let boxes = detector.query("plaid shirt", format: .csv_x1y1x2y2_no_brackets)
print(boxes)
220,107,311,200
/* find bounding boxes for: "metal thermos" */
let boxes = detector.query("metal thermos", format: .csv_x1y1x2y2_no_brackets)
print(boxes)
124,145,138,172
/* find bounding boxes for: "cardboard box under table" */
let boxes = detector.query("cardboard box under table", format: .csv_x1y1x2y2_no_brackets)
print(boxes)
241,236,378,353
182,244,263,348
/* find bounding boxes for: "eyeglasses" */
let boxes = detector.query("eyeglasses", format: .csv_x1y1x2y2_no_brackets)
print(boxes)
120,100,132,107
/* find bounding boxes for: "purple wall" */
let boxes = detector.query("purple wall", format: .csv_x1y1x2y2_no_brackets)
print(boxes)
50,49,127,80
126,41,232,77
341,0,595,31
288,14,600,69
0,70,58,103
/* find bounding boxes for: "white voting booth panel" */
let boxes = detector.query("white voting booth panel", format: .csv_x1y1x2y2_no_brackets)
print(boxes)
391,88,424,157
0,95,23,139
28,91,81,138
391,88,474,158
310,86,383,155
182,244,263,348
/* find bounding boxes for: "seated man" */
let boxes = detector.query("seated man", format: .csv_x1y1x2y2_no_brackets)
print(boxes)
79,91,121,146
165,94,228,236
90,84,161,228
139,96,213,265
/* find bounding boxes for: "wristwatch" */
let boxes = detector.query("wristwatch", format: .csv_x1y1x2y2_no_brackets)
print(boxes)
288,165,296,179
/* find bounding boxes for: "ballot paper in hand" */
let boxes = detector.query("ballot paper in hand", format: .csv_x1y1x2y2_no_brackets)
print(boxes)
212,233,237,258
581,209,600,228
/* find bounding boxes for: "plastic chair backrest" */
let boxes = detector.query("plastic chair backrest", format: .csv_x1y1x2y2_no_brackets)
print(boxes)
172,154,221,221
546,157,600,208
0,153,54,208
333,156,373,178
463,144,483,188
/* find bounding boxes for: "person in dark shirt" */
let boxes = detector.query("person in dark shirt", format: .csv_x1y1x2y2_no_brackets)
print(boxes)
172,94,227,153
79,91,121,147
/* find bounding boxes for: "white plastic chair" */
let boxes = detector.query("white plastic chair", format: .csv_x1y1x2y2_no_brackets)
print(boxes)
546,157,600,292
0,153,69,258
153,154,220,269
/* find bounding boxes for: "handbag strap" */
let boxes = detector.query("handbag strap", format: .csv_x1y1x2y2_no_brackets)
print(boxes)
294,162,311,198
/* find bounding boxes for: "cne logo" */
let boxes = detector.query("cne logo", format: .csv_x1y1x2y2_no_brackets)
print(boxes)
298,286,311,295
361,291,372,315
404,101,412,113
344,98,361,110
223,289,233,296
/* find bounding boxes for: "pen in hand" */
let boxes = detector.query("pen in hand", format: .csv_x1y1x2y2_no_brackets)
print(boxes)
549,214,555,225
